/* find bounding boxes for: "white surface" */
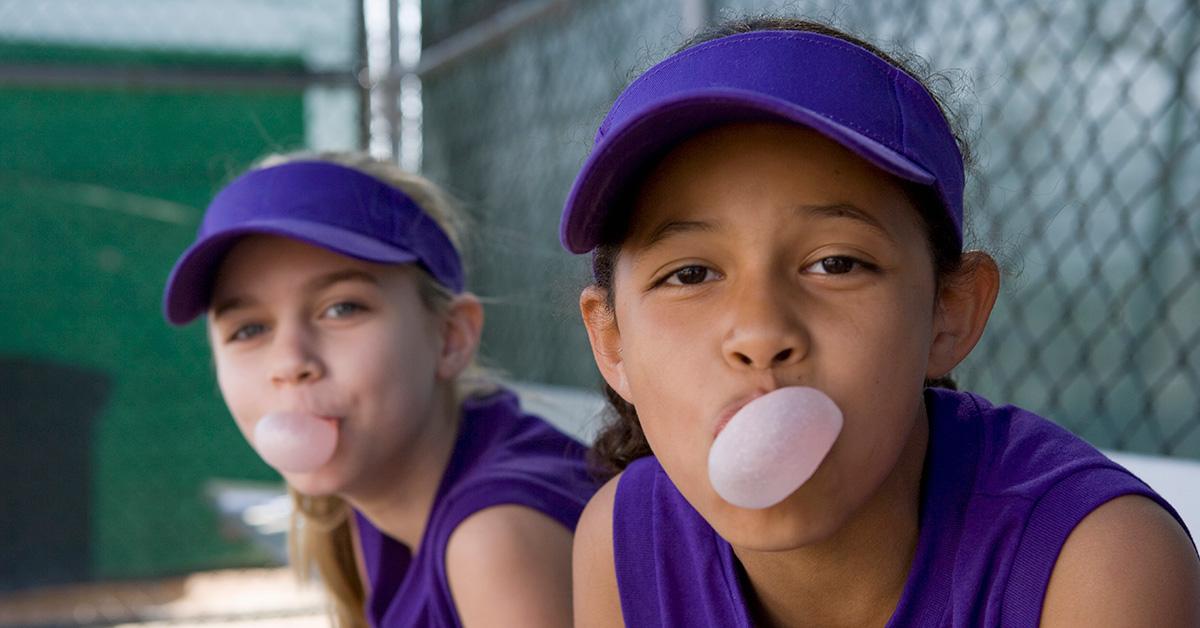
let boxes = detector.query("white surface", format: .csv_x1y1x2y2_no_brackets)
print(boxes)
205,480,290,563
1106,450,1200,537
0,0,356,67
507,380,608,442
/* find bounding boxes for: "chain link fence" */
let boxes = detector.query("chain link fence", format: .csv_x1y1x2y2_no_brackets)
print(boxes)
2,0,1197,605
420,0,1200,461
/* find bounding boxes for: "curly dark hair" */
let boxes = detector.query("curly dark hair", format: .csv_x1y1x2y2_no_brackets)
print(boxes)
585,16,973,481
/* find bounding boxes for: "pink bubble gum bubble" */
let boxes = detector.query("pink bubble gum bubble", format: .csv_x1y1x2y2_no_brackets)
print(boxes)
253,411,338,474
708,387,843,509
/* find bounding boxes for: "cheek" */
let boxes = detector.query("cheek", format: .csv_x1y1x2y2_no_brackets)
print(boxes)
884,278,938,376
213,358,260,443
620,292,718,373
334,335,398,383
335,321,441,419
820,283,933,473
617,302,718,495
837,278,934,377
618,300,707,410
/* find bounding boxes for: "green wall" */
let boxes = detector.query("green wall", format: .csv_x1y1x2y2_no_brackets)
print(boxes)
1,43,313,587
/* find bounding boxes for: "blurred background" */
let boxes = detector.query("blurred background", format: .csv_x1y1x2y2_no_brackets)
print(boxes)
1,0,1197,625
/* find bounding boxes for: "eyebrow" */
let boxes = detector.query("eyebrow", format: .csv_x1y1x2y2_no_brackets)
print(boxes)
641,219,719,249
304,268,382,293
639,203,893,251
798,203,895,241
211,295,254,321
210,269,381,320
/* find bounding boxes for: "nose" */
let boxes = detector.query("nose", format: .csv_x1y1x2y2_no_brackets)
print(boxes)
270,323,325,386
722,278,809,371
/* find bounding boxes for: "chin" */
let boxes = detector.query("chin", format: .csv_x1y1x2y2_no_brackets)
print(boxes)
282,468,347,498
709,489,844,552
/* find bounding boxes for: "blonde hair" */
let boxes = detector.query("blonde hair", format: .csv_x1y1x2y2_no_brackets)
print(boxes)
251,151,495,627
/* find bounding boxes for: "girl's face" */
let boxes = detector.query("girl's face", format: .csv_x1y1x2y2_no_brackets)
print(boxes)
208,235,458,498
586,122,957,550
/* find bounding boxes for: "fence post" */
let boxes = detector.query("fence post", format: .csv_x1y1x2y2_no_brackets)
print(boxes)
680,0,708,36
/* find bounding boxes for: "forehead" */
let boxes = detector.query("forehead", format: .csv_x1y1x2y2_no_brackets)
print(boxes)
210,235,393,301
626,121,921,240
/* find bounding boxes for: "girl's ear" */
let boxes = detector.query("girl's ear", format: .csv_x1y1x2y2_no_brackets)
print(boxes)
580,286,633,402
437,292,484,380
927,251,1000,379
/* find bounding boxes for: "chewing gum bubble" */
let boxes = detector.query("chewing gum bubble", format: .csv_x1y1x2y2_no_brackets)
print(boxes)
708,387,843,509
253,411,338,474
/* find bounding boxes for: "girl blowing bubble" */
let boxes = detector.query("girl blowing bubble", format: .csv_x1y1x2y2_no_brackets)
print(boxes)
563,18,1200,627
163,153,595,627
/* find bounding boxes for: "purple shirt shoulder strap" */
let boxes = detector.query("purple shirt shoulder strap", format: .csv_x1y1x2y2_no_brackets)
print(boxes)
890,388,1191,624
613,456,753,627
355,388,596,627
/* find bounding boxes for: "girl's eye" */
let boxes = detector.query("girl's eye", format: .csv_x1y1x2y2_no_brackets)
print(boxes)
322,301,365,319
228,323,267,343
805,256,866,275
663,265,719,286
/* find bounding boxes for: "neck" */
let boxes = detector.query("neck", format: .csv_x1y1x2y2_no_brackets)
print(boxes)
734,402,929,628
344,385,462,552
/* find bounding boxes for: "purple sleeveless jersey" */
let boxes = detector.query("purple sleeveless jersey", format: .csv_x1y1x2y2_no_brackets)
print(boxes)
613,387,1194,627
354,388,597,628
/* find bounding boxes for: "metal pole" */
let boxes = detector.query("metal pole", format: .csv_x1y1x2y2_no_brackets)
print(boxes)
363,0,399,159
356,0,372,151
679,0,708,37
397,0,422,172
386,0,403,161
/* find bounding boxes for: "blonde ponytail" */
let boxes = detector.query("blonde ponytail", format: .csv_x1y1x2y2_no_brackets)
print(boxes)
289,490,366,628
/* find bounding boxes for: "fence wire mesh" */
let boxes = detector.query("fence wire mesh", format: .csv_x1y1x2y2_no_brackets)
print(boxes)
420,0,1200,460
2,0,1197,603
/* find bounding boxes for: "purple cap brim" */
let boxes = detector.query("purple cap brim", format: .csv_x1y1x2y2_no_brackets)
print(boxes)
164,219,421,325
561,89,938,253
162,161,464,326
559,30,964,254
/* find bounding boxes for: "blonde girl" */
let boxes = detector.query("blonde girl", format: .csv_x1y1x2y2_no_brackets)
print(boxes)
164,153,595,627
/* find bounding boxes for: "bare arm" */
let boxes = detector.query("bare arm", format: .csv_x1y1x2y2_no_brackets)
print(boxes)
1041,494,1200,627
446,504,575,628
573,475,624,628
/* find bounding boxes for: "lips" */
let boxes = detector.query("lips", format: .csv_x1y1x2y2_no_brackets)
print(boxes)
277,390,345,425
713,390,768,438
271,411,341,424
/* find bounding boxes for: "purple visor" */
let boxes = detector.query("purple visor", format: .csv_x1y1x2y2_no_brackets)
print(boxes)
163,160,463,325
559,30,964,254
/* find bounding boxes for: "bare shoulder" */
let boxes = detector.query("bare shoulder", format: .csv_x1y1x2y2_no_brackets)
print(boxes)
573,472,624,628
445,504,574,628
1042,494,1200,627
